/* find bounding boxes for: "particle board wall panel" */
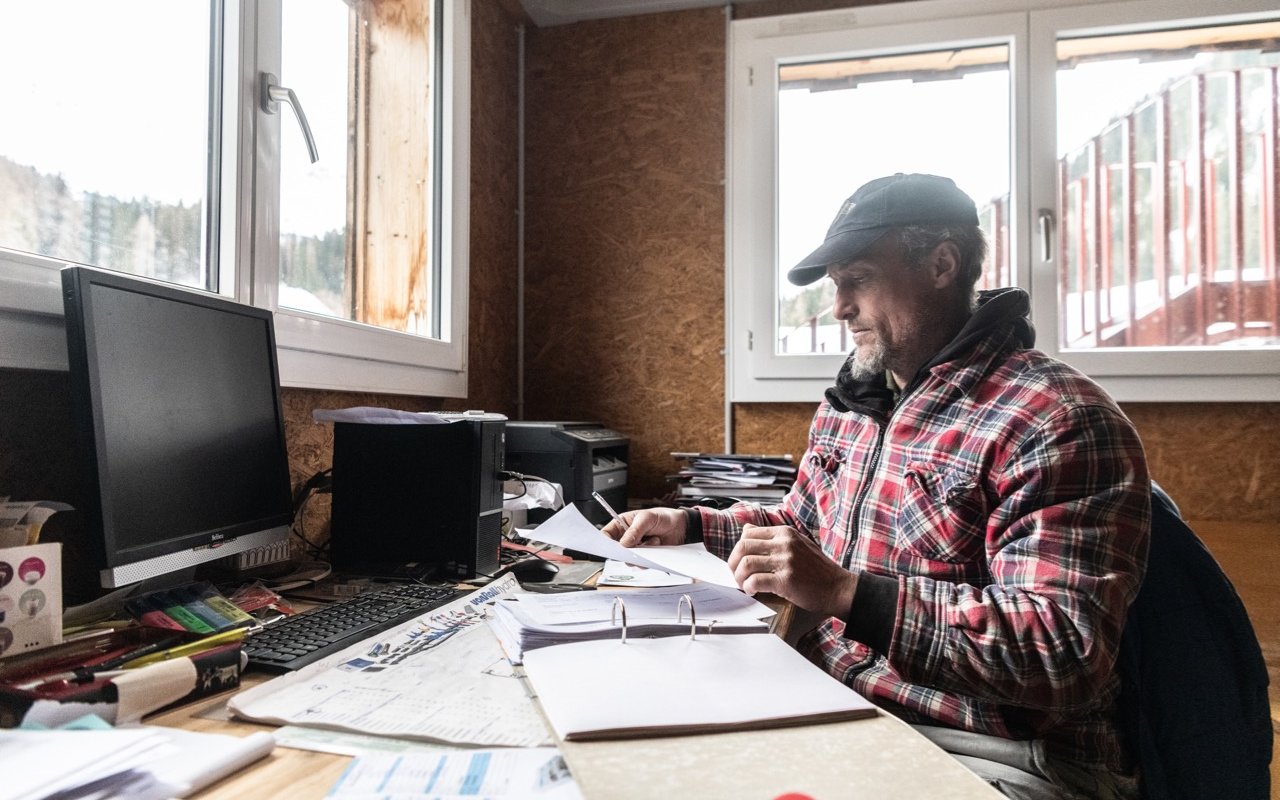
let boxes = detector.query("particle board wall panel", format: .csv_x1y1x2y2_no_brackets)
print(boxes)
523,8,727,502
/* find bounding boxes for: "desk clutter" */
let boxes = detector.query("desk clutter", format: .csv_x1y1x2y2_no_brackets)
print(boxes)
0,502,886,799
667,452,797,506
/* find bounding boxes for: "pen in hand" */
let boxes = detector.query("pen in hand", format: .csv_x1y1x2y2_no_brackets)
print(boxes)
592,491,658,546
592,491,625,533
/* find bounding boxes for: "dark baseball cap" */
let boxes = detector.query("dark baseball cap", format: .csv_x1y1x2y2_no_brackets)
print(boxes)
787,173,980,286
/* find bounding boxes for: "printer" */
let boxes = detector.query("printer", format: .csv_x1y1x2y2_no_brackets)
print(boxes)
505,422,629,526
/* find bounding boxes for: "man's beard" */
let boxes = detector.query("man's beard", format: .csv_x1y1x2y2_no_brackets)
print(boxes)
845,338,888,381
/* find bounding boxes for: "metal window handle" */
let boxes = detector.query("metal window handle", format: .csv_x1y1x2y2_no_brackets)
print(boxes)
260,72,319,163
1038,208,1055,262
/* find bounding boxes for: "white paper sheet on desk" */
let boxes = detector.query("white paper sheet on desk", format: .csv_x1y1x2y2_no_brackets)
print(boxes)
519,504,740,589
511,583,773,627
1,726,275,800
227,575,552,748
327,747,583,800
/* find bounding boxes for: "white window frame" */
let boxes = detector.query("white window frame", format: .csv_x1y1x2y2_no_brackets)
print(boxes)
728,0,1280,403
0,0,471,398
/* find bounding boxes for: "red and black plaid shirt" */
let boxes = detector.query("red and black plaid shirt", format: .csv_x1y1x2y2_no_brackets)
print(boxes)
698,318,1150,773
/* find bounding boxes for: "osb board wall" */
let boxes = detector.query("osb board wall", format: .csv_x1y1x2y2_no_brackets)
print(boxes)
522,8,727,502
734,400,1280,523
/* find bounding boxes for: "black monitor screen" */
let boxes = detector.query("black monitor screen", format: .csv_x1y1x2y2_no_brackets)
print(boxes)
63,267,293,586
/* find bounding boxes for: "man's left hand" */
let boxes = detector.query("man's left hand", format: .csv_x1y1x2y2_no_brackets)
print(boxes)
727,524,858,619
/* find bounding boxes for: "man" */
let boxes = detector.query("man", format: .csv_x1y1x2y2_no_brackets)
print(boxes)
602,174,1150,800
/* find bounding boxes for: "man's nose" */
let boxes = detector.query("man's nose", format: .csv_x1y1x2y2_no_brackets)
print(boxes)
832,289,855,321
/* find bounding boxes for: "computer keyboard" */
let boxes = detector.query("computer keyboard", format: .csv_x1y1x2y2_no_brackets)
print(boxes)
244,582,463,672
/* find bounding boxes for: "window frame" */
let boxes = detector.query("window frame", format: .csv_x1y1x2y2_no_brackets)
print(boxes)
0,0,471,398
727,0,1280,403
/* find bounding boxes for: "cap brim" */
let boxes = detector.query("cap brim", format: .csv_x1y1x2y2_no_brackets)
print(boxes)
786,228,888,286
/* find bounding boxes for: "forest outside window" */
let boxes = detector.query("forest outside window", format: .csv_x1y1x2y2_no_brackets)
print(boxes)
0,0,470,396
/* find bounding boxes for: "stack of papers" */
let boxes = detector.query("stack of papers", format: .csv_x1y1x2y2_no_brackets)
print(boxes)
488,584,773,663
669,452,797,503
1,726,275,800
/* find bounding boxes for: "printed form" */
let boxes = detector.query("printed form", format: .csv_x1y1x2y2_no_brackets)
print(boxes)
228,575,552,748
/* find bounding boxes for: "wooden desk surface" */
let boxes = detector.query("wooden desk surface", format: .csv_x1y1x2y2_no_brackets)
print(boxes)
148,670,999,800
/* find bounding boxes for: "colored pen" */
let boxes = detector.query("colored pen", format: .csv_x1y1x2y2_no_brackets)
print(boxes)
14,634,185,689
120,628,247,669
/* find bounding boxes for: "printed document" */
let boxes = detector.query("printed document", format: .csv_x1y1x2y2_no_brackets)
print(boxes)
228,576,552,748
326,747,583,800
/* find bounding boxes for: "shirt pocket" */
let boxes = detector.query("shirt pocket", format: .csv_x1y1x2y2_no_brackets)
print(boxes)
896,462,987,564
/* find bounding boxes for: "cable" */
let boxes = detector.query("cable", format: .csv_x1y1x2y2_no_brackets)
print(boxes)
499,469,565,510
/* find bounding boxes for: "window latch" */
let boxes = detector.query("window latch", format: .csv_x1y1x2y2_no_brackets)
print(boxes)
260,72,319,164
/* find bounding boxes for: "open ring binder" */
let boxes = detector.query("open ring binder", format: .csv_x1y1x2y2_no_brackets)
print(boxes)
610,596,628,644
611,595,712,643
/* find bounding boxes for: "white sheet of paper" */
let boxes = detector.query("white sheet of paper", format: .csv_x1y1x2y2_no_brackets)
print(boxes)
598,559,692,587
507,583,773,627
519,505,739,588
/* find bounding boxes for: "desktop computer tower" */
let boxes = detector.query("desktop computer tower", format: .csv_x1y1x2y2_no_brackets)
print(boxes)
328,414,506,580
505,421,629,526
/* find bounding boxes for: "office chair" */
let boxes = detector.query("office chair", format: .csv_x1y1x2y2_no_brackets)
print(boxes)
1115,481,1272,799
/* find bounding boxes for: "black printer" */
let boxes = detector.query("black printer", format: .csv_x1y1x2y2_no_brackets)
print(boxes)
504,422,629,526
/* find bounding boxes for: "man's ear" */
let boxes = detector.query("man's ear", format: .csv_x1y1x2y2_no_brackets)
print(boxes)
928,241,962,288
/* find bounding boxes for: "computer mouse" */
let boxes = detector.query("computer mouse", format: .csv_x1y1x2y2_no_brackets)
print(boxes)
505,558,560,583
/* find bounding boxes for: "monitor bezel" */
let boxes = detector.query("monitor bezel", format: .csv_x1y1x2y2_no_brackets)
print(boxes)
61,266,294,589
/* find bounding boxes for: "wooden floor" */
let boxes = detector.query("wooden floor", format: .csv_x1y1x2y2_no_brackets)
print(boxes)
1192,520,1279,798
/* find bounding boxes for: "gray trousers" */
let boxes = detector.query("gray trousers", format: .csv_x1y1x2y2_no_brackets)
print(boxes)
911,725,1139,800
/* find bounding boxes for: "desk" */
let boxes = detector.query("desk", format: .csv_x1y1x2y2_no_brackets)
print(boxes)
149,669,1000,799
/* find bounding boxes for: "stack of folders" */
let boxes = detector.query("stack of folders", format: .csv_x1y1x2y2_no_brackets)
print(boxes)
488,584,774,664
669,452,797,505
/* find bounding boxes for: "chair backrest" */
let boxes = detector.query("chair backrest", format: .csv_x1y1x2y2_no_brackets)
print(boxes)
1116,482,1273,799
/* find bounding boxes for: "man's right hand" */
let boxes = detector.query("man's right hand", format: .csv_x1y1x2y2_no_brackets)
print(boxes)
600,507,688,548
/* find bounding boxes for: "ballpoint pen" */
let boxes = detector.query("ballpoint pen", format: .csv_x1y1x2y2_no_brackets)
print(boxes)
591,491,625,528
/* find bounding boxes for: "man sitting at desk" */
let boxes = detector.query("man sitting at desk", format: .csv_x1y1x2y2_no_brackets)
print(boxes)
602,174,1150,800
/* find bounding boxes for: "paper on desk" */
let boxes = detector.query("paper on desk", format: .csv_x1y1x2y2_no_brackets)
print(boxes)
228,575,552,748
0,726,275,800
327,747,583,800
511,583,773,627
519,504,740,589
598,559,692,587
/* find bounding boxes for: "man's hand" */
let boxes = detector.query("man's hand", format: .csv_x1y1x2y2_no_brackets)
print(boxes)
727,524,857,618
600,507,688,548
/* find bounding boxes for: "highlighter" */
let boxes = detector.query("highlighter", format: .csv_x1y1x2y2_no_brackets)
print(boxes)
167,588,233,632
184,584,255,629
156,592,216,633
124,595,189,632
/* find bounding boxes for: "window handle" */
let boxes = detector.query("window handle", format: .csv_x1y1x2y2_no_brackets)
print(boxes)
1038,208,1055,262
259,72,319,163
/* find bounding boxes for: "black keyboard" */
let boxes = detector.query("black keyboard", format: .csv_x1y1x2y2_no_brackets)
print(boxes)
244,582,463,672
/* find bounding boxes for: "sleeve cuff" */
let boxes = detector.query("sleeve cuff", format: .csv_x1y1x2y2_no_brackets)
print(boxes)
842,572,898,654
682,508,704,543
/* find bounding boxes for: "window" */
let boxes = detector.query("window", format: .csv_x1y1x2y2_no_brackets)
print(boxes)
0,0,471,396
730,0,1279,402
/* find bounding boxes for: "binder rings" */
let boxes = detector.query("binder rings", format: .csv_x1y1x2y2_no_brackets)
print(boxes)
522,597,877,741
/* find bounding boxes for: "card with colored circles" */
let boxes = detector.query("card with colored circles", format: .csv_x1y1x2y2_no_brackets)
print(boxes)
0,542,63,659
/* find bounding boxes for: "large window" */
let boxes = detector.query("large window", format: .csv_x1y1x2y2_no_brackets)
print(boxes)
0,0,471,396
730,0,1279,402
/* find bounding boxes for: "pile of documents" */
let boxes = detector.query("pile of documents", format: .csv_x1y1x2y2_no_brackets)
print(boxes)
488,584,773,663
668,452,797,504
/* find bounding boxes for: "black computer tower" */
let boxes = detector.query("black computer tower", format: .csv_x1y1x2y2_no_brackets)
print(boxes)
329,414,505,579
505,421,629,526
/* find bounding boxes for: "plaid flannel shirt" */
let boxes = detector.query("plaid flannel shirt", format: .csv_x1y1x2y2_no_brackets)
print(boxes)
697,314,1150,773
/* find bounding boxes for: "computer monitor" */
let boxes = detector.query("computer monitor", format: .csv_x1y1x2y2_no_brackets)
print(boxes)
61,266,294,589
